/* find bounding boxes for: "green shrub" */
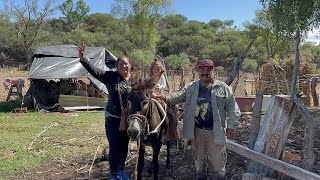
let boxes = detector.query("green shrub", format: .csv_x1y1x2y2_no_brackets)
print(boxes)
0,100,22,112
242,58,258,73
129,49,155,68
216,66,224,74
164,53,191,69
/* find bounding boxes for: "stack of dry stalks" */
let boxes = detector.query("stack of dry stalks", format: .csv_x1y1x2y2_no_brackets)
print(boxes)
282,57,316,107
258,62,289,95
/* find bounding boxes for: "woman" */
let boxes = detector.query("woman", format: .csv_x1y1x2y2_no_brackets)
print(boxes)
147,58,167,93
78,42,130,180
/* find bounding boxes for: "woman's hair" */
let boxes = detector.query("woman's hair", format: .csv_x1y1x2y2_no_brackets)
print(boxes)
149,58,164,76
116,56,130,66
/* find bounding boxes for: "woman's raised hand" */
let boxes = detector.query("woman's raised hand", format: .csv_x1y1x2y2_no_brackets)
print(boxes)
78,42,86,62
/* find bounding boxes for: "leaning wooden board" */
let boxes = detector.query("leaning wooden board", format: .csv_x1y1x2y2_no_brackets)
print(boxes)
247,96,298,176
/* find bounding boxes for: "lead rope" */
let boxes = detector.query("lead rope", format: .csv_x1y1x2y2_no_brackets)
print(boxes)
149,98,167,134
85,83,88,111
134,138,140,180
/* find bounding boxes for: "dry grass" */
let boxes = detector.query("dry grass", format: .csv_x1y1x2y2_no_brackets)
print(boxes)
0,68,28,78
0,112,107,179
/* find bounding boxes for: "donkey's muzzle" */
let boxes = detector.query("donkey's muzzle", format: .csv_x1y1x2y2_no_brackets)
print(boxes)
127,126,140,139
127,115,146,139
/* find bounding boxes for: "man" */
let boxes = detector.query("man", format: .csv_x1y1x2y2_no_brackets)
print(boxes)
155,59,240,180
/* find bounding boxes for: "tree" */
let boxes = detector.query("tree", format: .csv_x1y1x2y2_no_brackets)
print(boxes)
208,19,224,29
301,43,320,67
85,13,118,32
112,0,172,50
242,58,258,72
49,18,68,33
129,49,155,67
215,66,225,76
261,0,320,172
3,0,57,63
63,28,96,46
261,0,320,99
159,14,187,29
0,12,11,51
60,0,90,29
223,20,235,28
164,53,190,69
224,24,258,85
253,10,292,61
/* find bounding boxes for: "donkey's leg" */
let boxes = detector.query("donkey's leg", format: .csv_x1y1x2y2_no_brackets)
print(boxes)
146,161,154,176
166,140,171,168
152,140,162,180
137,143,145,180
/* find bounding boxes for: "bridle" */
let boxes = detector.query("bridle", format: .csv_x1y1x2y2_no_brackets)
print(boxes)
127,98,167,140
128,113,149,140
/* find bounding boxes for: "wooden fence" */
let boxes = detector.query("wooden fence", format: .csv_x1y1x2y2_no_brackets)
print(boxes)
135,68,195,93
136,68,226,93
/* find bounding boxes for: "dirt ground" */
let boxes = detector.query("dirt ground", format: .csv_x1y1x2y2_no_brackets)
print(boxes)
8,111,320,180
2,71,320,179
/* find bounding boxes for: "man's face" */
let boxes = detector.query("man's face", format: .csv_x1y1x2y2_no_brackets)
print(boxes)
197,67,215,83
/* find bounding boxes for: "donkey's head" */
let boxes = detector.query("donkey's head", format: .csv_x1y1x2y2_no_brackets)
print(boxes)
126,70,164,139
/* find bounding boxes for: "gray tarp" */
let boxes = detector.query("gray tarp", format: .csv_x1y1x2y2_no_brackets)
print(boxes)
28,44,117,94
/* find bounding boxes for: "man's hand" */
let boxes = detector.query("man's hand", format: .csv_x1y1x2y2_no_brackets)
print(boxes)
151,93,166,101
154,85,160,91
78,42,86,62
226,128,234,139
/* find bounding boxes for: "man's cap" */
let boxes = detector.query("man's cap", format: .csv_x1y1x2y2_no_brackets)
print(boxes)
195,59,214,68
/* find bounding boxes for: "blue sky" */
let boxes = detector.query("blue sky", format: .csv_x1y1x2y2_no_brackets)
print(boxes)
4,0,319,43
172,0,262,27
48,0,262,28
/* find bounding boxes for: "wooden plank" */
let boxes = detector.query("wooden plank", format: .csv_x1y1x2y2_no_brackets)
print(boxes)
226,140,320,180
59,95,107,108
247,96,298,177
63,106,103,111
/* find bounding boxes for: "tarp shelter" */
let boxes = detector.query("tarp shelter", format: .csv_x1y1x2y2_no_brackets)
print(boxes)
24,44,117,111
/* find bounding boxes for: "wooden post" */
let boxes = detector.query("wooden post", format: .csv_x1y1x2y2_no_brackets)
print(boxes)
6,85,14,101
311,77,318,107
294,97,315,171
192,69,195,81
248,91,263,150
179,68,185,90
173,70,176,92
232,73,240,94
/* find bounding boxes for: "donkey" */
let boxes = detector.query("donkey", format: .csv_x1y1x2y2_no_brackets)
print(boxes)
126,70,177,180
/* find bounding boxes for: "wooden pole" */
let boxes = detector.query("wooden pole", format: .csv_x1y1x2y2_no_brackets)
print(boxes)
226,140,320,180
173,70,176,92
248,91,263,150
294,97,315,171
179,68,185,90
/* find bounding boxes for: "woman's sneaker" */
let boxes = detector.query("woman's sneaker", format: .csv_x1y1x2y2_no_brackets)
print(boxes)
117,170,129,180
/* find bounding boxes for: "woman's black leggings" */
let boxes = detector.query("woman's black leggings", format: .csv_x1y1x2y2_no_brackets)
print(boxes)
105,116,130,177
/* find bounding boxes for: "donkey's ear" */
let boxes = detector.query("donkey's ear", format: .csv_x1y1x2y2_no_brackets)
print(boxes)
145,70,164,89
